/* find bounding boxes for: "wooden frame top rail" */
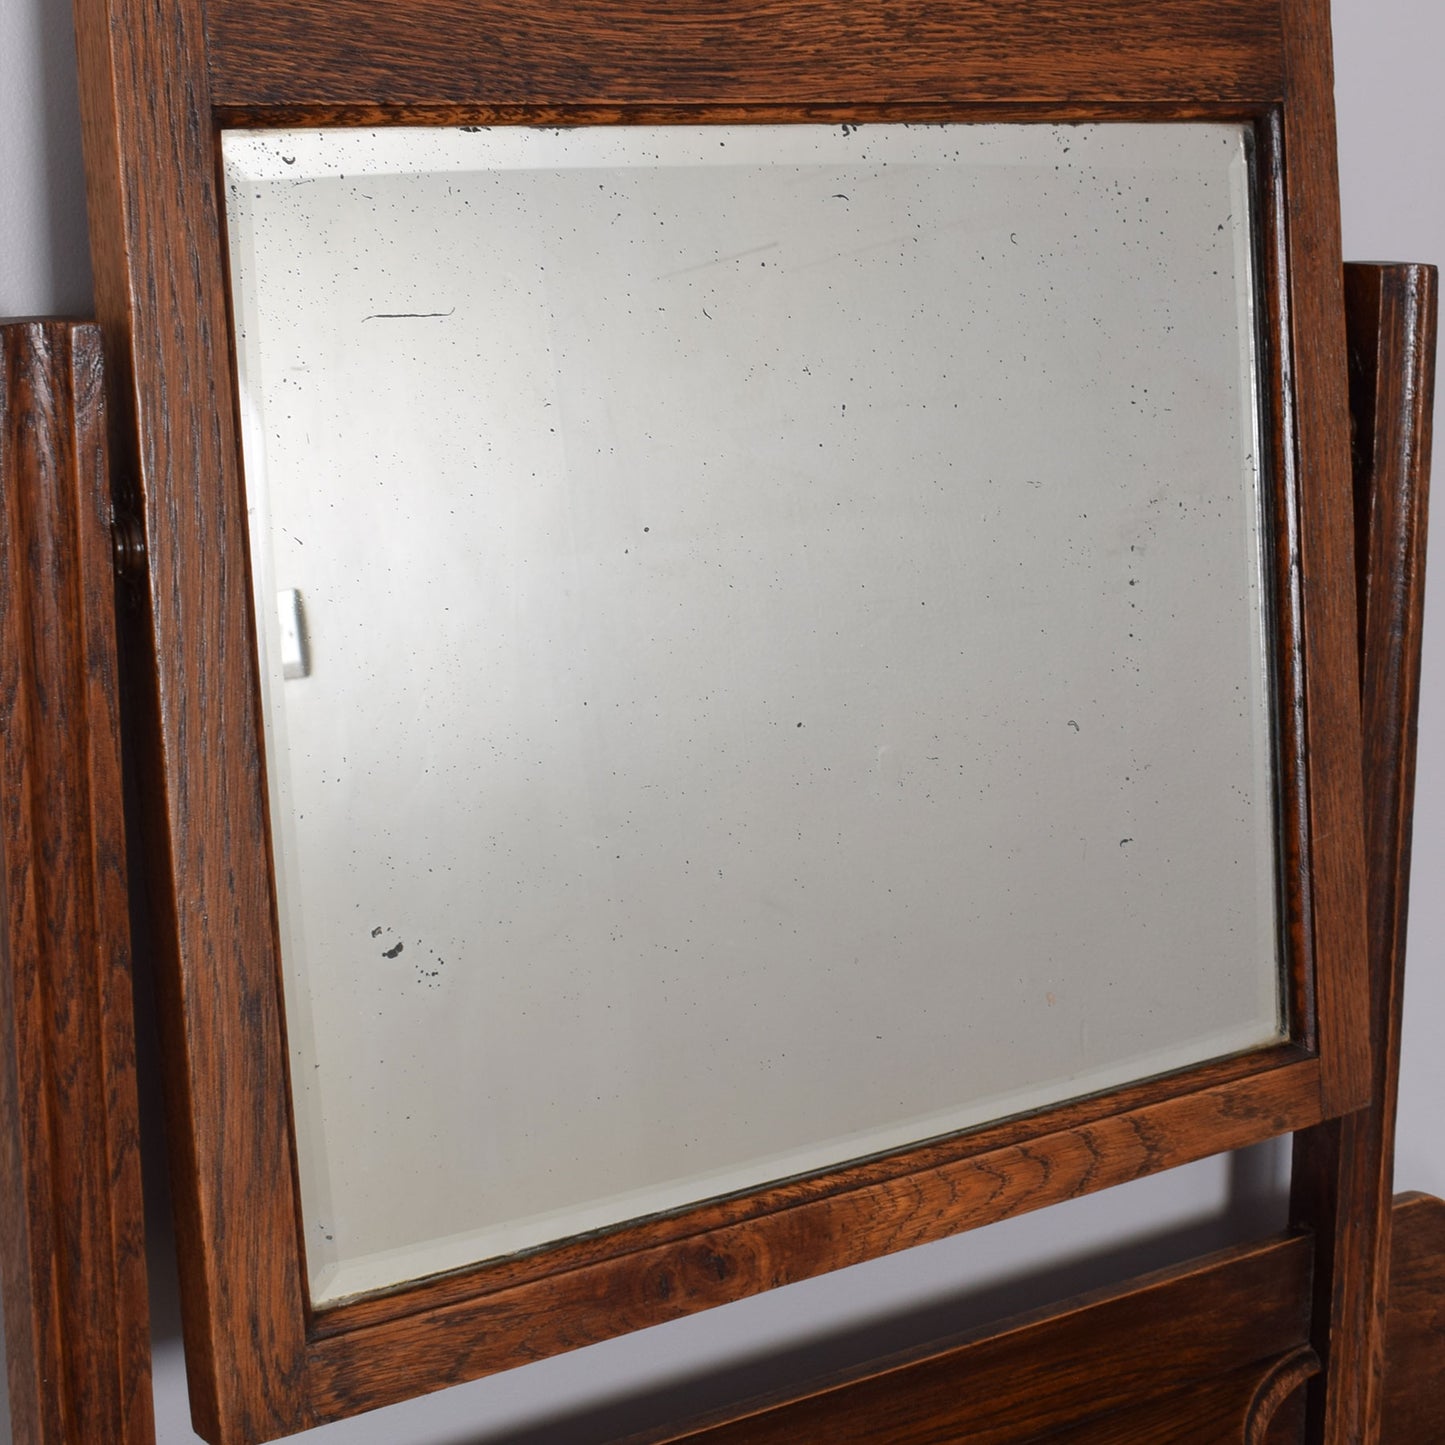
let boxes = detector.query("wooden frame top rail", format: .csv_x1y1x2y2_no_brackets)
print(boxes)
202,0,1287,116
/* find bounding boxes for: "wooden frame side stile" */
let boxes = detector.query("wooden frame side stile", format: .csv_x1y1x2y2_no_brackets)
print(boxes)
1279,0,1371,1114
0,320,154,1445
67,0,1370,1440
70,0,312,1438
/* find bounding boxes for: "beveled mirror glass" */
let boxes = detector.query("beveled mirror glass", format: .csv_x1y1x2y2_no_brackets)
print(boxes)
225,120,1281,1306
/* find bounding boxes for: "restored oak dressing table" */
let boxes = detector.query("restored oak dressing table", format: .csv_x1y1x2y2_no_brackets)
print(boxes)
2,0,1440,1440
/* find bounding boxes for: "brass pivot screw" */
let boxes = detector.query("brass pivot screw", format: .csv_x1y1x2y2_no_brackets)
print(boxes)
111,513,147,580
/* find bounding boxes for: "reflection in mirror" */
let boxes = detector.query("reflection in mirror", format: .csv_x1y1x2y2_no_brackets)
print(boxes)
223,122,1281,1306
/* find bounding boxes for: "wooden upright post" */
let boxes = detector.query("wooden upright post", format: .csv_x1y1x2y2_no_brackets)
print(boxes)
1291,263,1438,1444
0,320,154,1445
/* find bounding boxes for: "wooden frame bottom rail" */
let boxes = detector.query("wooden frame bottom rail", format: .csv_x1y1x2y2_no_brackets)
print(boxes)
302,1053,1323,1424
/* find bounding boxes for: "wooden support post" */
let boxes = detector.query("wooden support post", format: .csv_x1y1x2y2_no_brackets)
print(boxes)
1291,263,1438,1444
0,320,154,1445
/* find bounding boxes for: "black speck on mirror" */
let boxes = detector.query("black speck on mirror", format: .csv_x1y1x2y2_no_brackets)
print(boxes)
223,122,1280,1306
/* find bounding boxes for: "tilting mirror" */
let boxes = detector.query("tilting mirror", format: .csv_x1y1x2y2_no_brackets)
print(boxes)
73,0,1367,1430
226,121,1282,1305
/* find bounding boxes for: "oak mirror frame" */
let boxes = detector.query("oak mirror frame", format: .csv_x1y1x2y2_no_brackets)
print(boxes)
72,0,1367,1441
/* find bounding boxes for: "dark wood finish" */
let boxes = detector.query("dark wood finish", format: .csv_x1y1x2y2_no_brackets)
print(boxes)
69,0,1369,1438
71,0,313,1437
306,1053,1326,1424
213,100,1287,133
0,319,154,1445
313,1047,1317,1339
1259,1356,1314,1445
1381,1192,1445,1442
1290,261,1438,1445
1043,1349,1317,1444
618,1232,1317,1443
1255,109,1318,1056
205,0,1285,117
1278,0,1372,1117
601,1188,1445,1445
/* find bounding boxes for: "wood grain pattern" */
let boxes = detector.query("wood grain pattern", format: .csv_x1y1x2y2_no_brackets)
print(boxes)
1246,1349,1318,1445
70,0,311,1439
596,1191,1443,1445
1039,1348,1316,1443
305,1056,1325,1424
316,1042,1317,1338
69,0,1369,1437
0,320,154,1445
1278,0,1372,1119
1253,111,1316,1054
1381,1192,1445,1442
1289,262,1437,1445
206,0,1285,115
616,1231,1315,1443
213,99,1287,132
1041,1354,1313,1444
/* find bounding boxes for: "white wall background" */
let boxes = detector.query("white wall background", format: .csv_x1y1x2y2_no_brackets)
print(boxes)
1,1,1440,1440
